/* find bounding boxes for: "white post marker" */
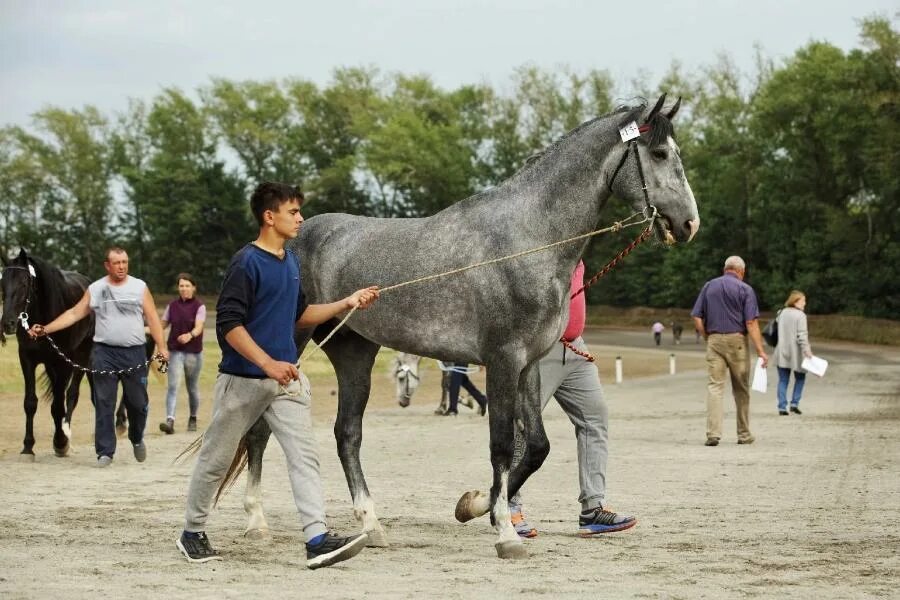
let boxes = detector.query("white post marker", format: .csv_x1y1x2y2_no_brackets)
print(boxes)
615,356,623,384
669,353,676,375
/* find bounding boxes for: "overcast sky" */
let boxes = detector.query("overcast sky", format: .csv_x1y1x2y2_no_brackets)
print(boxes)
1,0,895,128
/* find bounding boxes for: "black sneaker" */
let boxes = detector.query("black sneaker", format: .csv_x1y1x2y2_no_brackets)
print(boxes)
306,532,367,569
577,506,637,536
187,416,197,432
177,531,222,563
790,406,802,415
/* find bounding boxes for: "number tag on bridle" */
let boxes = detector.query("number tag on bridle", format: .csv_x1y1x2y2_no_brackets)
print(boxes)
619,121,641,143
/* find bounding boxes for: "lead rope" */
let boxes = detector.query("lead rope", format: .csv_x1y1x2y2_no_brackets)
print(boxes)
280,210,655,395
18,314,168,375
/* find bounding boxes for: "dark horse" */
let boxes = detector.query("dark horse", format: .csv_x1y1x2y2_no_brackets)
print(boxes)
1,249,94,458
228,96,699,558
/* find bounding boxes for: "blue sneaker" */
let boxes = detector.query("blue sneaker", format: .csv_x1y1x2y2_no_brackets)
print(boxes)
578,506,637,536
306,532,367,569
508,501,537,538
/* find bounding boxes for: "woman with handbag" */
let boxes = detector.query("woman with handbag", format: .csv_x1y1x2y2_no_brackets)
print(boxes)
774,290,813,415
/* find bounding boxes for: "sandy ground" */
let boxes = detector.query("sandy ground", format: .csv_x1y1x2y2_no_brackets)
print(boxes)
0,330,898,599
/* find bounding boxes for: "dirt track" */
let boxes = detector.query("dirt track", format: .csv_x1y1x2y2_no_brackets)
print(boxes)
1,332,898,599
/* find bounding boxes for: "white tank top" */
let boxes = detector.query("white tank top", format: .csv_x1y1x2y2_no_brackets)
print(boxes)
88,275,147,347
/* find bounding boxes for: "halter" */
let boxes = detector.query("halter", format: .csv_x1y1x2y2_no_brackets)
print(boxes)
1,264,36,330
394,362,420,404
607,124,658,224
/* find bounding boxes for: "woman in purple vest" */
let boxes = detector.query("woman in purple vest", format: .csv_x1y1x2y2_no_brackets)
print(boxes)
159,273,206,434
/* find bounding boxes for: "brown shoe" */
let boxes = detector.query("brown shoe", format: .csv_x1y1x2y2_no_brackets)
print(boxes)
737,435,755,445
704,438,719,446
159,418,174,435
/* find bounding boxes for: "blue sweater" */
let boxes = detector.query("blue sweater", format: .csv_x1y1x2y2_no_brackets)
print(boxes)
216,244,308,378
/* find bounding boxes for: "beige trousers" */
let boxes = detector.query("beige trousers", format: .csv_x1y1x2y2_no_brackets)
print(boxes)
705,333,752,441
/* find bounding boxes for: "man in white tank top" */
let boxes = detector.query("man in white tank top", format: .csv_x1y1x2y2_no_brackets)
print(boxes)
28,247,169,467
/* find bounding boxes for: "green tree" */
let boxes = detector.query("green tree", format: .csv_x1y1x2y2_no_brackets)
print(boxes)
7,107,115,274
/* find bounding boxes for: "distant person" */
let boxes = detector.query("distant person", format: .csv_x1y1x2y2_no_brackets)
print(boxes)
159,273,206,434
691,256,768,447
652,321,664,346
775,290,813,416
672,321,684,345
28,246,169,466
446,363,487,416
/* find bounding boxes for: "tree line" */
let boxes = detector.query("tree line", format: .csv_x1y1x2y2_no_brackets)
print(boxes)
0,16,896,318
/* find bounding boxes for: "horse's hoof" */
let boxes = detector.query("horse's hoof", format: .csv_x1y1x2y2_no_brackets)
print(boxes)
19,452,36,463
455,490,490,523
54,444,70,457
495,540,528,559
243,528,270,540
364,525,388,548
398,398,410,408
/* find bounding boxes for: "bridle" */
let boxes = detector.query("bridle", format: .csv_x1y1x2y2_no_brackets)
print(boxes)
0,264,36,331
395,363,420,403
607,125,658,226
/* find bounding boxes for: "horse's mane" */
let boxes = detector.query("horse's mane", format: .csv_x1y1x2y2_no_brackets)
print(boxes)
515,100,675,177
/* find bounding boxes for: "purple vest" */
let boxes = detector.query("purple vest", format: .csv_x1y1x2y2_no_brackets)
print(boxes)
167,297,204,353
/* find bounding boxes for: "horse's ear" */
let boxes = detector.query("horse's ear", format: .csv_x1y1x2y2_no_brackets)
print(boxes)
666,96,682,120
17,247,27,260
646,94,667,122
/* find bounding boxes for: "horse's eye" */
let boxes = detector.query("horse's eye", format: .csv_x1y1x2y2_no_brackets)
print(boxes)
651,148,668,161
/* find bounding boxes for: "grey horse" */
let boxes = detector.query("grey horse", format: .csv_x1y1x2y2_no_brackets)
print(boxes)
229,95,699,559
391,352,422,408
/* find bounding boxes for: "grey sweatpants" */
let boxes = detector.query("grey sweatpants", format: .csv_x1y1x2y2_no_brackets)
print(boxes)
183,372,328,541
512,337,609,511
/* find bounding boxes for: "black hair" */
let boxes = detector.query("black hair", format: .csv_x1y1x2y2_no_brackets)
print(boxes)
250,182,304,226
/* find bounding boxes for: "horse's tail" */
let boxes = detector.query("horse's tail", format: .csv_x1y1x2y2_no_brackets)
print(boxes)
173,434,250,507
39,370,54,404
215,436,249,506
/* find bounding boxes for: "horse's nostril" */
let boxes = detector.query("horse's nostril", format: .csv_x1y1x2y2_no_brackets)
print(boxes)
684,219,699,241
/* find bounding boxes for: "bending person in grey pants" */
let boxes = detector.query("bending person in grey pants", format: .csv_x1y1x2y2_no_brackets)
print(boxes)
177,182,380,569
509,260,637,537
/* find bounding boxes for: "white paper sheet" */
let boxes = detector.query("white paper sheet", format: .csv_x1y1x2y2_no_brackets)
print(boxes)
801,355,829,377
751,357,767,393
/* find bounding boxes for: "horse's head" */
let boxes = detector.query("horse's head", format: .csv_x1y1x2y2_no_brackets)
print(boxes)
608,94,699,245
392,352,422,408
0,249,36,335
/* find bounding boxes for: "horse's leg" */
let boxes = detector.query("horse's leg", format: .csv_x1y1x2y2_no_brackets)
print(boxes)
243,417,273,538
323,331,386,547
63,370,86,441
456,359,547,559
505,363,550,501
48,367,72,457
20,355,38,460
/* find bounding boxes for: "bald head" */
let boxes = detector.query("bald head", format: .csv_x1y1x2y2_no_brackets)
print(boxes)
723,255,746,278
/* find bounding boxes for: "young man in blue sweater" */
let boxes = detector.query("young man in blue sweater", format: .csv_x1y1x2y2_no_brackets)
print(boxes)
177,182,379,569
